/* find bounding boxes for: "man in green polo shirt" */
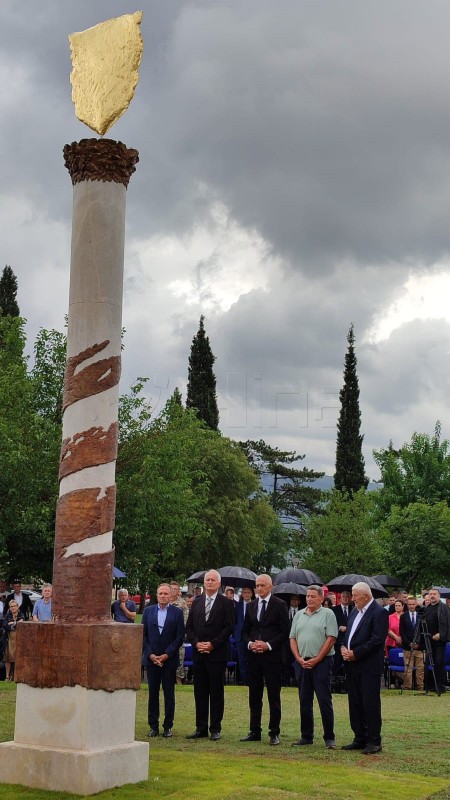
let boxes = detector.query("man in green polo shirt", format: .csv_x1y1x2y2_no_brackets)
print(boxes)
290,585,338,749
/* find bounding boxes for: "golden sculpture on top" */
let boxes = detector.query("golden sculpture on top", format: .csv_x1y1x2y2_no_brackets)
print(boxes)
69,11,143,136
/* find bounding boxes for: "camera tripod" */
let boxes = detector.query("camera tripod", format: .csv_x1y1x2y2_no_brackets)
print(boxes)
402,614,440,696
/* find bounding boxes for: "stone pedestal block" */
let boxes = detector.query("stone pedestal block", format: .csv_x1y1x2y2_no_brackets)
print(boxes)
0,684,149,795
15,621,143,690
0,741,149,795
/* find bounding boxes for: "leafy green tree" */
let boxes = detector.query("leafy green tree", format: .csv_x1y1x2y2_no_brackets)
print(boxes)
379,501,450,589
115,390,281,600
334,324,368,494
373,422,450,517
186,315,219,430
302,489,382,580
194,434,282,570
0,318,59,581
115,388,209,602
31,327,66,424
0,265,20,317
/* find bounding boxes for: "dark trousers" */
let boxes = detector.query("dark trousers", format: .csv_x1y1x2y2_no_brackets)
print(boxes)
298,657,334,742
247,657,282,737
235,641,248,683
193,658,226,734
426,642,447,693
147,661,177,732
346,672,382,746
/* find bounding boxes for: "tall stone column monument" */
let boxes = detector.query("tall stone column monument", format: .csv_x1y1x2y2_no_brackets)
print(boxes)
0,13,149,795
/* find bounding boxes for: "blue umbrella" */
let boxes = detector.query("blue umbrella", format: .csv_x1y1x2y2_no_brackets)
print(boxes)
113,566,127,579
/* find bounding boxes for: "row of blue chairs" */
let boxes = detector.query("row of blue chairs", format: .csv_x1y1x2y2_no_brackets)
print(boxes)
387,643,450,689
184,640,238,684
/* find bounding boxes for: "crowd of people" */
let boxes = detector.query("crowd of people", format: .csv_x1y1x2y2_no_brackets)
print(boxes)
0,580,53,680
139,572,450,751
1,573,449,751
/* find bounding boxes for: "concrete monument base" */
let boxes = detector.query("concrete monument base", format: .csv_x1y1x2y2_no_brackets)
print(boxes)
0,684,149,795
0,740,149,795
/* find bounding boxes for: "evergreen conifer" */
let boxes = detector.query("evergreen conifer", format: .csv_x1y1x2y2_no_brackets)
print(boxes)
334,324,368,494
0,265,20,317
186,316,219,430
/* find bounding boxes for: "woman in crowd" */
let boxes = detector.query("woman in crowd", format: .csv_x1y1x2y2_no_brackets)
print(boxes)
3,599,24,680
385,599,404,654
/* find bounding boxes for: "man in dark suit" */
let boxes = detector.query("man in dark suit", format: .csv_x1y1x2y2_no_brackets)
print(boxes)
400,595,424,690
341,582,389,755
332,590,352,676
142,583,185,738
185,569,235,741
234,586,254,685
240,574,290,746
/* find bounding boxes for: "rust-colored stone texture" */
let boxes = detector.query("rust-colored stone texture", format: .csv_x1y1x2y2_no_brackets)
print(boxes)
60,422,118,478
63,341,121,411
55,486,116,553
52,549,114,623
15,621,143,691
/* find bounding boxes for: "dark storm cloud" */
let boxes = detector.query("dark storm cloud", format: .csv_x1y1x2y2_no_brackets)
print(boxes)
2,1,450,477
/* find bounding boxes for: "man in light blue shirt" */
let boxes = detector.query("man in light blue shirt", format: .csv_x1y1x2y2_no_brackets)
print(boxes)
32,584,52,622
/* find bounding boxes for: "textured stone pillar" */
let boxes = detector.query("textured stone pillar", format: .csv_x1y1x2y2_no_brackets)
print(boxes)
0,139,149,795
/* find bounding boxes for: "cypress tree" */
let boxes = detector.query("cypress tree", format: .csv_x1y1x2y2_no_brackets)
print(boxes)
0,266,20,317
334,324,368,494
186,316,219,430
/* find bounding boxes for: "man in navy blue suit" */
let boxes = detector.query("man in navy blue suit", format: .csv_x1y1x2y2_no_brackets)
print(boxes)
142,583,185,738
341,582,389,755
234,586,254,684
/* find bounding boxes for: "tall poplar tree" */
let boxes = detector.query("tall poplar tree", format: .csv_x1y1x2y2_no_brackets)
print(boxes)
334,323,368,494
0,266,20,317
186,315,219,430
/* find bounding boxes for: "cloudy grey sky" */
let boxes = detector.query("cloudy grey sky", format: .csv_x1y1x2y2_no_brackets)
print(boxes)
2,0,450,479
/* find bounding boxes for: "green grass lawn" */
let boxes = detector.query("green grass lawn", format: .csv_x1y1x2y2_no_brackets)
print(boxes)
0,682,449,799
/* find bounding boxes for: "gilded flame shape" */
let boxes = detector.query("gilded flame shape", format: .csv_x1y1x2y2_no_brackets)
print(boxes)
69,11,143,136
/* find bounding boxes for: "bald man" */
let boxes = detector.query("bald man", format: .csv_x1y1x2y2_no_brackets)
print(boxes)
241,574,290,746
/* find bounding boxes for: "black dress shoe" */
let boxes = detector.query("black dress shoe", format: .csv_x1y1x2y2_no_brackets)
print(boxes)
186,730,208,739
162,729,173,738
341,741,366,750
148,729,159,738
210,732,221,741
292,738,313,746
362,744,382,755
269,735,280,746
240,732,261,742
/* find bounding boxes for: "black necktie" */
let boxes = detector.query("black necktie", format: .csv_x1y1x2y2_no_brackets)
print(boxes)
259,599,266,623
411,612,416,627
343,606,347,618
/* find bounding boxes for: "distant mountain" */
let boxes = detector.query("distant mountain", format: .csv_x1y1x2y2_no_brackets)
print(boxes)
260,473,380,494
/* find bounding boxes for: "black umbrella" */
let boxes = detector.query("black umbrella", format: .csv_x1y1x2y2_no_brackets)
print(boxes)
434,586,450,598
371,574,403,588
218,566,257,588
326,574,388,598
272,582,307,597
273,568,323,586
187,570,206,583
